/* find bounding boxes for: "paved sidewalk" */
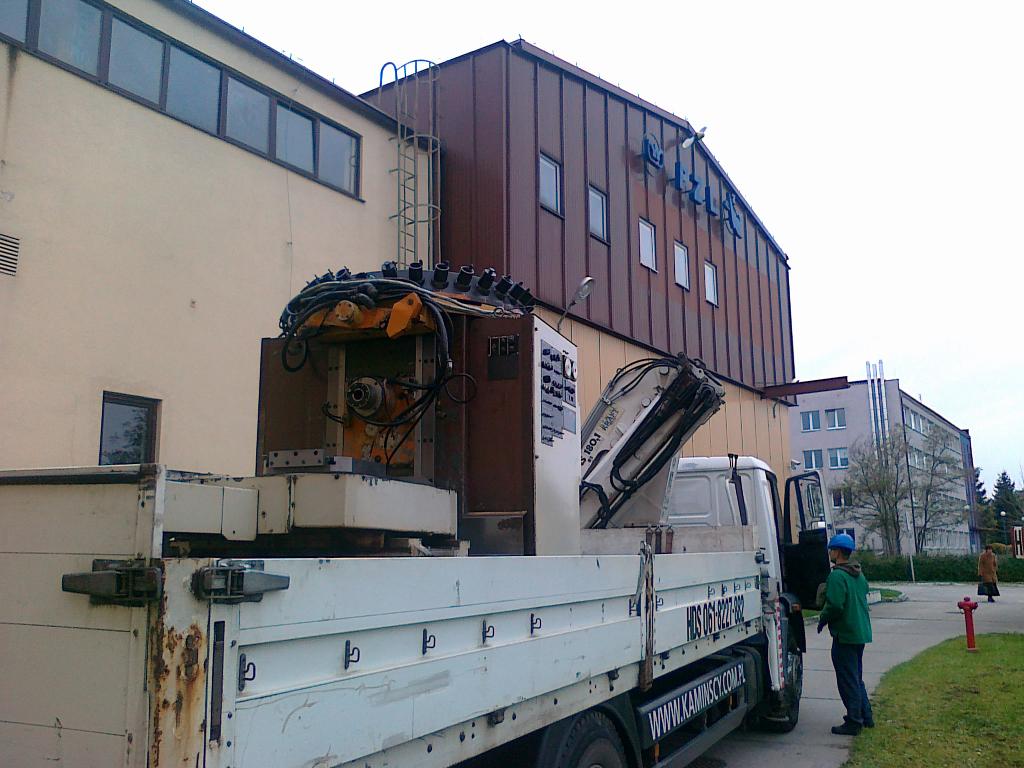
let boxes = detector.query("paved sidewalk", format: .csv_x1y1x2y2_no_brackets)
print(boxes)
704,582,1024,768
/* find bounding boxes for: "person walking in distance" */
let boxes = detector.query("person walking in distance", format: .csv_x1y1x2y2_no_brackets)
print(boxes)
817,533,874,735
978,544,1000,603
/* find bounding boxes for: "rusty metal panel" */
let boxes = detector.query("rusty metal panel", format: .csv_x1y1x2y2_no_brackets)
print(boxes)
626,103,649,346
707,172,729,378
471,47,508,274
437,57,476,268
763,243,779,385
693,151,713,366
536,64,562,157
583,87,610,327
648,116,670,353
507,53,537,289
150,558,211,768
664,124,686,355
562,76,587,313
605,96,631,336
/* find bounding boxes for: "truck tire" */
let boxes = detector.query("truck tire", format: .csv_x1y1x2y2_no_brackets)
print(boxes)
758,643,803,733
535,711,629,768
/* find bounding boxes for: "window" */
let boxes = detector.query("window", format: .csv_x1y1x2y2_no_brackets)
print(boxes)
825,407,846,430
8,1,362,197
275,105,314,173
226,76,270,153
99,392,158,465
539,154,561,213
108,18,163,103
832,489,853,508
588,186,607,240
828,447,849,469
166,46,221,132
704,261,718,305
838,527,856,544
38,0,102,75
674,242,689,289
319,122,358,194
0,0,29,41
803,449,823,470
639,218,656,270
800,410,820,432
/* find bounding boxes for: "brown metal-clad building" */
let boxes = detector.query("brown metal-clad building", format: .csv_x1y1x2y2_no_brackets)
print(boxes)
368,40,797,479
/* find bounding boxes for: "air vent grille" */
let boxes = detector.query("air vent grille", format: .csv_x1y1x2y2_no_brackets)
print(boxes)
0,233,19,276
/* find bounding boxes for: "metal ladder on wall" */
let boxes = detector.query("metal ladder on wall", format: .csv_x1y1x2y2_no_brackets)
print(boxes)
378,60,442,267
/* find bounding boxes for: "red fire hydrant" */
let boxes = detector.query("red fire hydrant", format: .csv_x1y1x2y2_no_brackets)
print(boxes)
957,596,979,652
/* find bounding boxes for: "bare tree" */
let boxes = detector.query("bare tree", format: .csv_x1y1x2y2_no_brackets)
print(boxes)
909,425,968,552
838,434,912,555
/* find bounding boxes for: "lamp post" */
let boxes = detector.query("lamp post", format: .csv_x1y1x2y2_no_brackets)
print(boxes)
1000,510,1008,544
557,277,595,333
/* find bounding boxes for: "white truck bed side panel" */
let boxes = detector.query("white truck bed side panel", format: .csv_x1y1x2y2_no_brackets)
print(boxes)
218,555,644,767
0,474,161,768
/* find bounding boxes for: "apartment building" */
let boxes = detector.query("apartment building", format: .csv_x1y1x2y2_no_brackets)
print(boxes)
0,0,429,474
790,363,976,553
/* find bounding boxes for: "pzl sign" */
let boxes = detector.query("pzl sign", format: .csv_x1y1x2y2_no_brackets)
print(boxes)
641,133,744,238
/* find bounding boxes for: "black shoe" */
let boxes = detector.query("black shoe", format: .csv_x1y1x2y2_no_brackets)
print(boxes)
988,597,995,603
832,721,863,736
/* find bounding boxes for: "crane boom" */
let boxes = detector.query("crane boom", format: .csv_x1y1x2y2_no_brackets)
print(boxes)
579,355,725,529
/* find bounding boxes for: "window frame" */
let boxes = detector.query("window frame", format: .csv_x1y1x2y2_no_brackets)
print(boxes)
2,0,364,200
639,217,657,271
800,410,821,432
98,391,159,465
704,260,718,306
588,184,608,242
538,153,562,215
828,447,849,469
803,449,823,470
825,407,846,430
673,241,689,290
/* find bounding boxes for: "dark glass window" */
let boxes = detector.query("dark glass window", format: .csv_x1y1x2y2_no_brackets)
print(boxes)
99,393,158,465
166,46,220,132
539,154,561,213
108,18,163,103
225,76,269,153
0,0,29,42
588,186,607,240
319,122,358,194
275,105,314,173
38,0,102,75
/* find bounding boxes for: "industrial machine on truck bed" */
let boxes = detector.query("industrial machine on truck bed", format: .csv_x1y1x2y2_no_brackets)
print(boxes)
0,263,834,768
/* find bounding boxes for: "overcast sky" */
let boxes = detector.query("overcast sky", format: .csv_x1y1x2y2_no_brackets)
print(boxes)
196,0,1023,488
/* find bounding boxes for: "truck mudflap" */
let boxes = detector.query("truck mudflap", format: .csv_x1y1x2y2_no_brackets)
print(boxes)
636,653,756,749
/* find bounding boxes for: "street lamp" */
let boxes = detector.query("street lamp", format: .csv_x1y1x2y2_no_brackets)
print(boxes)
1000,510,1008,544
557,276,595,333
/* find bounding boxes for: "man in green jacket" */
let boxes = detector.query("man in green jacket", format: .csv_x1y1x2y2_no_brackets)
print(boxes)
817,533,873,735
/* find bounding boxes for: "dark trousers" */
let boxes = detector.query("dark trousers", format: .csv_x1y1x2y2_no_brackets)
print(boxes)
831,640,873,725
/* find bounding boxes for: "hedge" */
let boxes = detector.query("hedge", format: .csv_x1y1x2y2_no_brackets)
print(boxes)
857,552,1024,583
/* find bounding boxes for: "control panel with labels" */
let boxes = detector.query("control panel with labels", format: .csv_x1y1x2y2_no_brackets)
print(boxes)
540,341,578,445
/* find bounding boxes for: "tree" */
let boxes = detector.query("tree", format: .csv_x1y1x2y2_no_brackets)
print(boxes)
909,425,969,553
992,472,1023,542
838,434,912,555
974,468,989,506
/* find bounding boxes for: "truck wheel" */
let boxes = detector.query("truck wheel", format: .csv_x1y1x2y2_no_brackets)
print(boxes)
535,711,629,768
759,647,803,733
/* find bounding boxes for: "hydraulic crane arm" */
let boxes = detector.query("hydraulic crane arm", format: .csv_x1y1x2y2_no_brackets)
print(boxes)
579,355,725,529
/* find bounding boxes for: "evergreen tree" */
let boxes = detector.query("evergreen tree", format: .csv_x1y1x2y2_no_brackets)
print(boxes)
974,468,989,506
992,472,1022,542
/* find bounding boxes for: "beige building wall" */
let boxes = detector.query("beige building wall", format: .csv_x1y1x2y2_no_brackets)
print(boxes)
0,0,428,474
544,311,792,484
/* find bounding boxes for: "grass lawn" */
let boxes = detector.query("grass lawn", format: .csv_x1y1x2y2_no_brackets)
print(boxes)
878,587,902,600
845,633,1024,768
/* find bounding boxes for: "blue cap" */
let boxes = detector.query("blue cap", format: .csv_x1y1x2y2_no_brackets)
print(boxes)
828,533,856,552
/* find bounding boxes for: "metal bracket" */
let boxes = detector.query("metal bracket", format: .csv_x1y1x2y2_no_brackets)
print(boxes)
530,613,543,635
192,560,290,604
421,628,437,655
61,559,161,606
237,652,257,692
481,621,495,644
344,639,361,670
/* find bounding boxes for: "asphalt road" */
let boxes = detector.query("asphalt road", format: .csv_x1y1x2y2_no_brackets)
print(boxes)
702,582,1024,768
